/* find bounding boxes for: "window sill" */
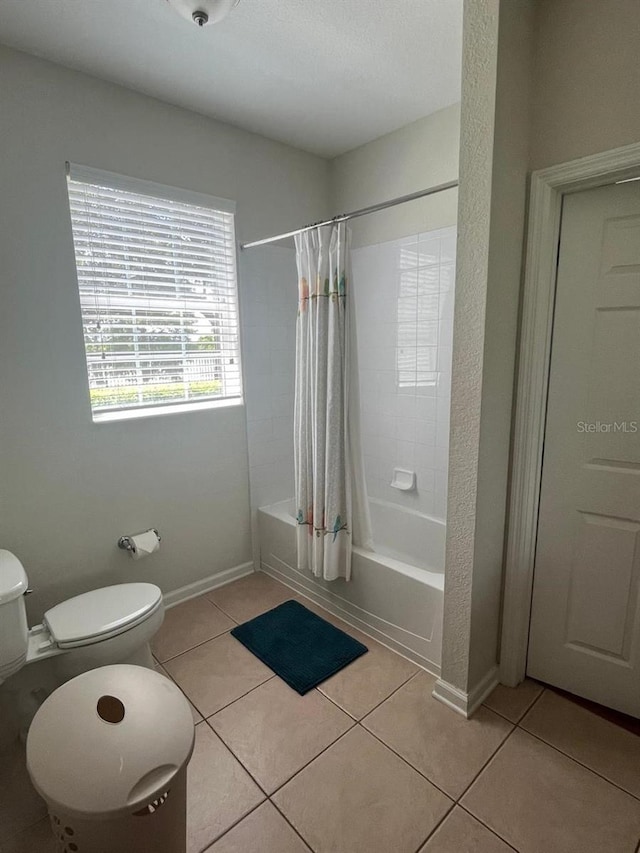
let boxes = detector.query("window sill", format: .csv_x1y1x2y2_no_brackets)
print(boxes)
92,397,243,423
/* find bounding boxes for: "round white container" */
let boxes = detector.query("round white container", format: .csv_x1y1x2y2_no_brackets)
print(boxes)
26,664,195,853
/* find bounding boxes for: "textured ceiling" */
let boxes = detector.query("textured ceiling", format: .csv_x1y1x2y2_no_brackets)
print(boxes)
0,0,462,157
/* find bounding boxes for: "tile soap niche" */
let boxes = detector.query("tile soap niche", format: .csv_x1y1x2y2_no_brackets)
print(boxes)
390,468,416,491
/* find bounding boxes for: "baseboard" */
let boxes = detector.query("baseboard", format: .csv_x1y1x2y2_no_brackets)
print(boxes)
432,678,469,717
163,562,254,609
260,561,440,677
467,665,500,713
432,666,499,718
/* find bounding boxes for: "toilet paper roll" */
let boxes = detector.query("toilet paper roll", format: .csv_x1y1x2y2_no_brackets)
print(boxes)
129,529,160,561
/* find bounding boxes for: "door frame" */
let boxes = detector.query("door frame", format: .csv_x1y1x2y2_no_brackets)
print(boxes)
500,141,640,687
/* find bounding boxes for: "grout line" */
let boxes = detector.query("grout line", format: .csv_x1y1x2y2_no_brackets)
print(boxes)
200,718,270,800
514,724,640,804
456,803,520,852
194,799,266,853
198,665,422,806
454,686,640,849
202,594,242,625
410,801,455,853
320,668,421,723
196,674,278,722
206,704,357,798
204,674,433,810
163,650,276,722
359,722,454,803
454,725,520,803
355,673,514,806
204,575,296,625
451,731,526,851
155,661,203,721
204,727,270,794
0,815,51,848
314,687,359,722
268,798,315,851
514,683,546,722
265,725,358,800
460,711,640,850
206,596,240,624
525,682,547,709
159,591,301,669
438,688,545,804
483,684,546,725
155,626,235,664
358,669,423,718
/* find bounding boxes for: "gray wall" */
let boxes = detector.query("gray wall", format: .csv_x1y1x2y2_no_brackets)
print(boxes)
0,46,330,620
531,0,640,171
330,105,460,248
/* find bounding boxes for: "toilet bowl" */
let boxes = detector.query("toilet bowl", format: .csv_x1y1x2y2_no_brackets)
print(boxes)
0,549,164,734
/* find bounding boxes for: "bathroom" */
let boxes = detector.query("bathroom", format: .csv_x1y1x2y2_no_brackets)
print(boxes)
0,9,460,690
3,1,640,852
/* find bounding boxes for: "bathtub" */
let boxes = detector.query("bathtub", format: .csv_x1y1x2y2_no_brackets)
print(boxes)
257,497,444,673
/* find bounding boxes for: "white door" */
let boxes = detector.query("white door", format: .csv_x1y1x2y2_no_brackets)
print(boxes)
527,180,640,717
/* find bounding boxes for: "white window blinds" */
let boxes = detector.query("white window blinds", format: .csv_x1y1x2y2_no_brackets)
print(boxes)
66,164,241,419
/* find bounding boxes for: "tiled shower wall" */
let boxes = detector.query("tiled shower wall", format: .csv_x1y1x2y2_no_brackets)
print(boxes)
352,226,455,520
240,228,455,545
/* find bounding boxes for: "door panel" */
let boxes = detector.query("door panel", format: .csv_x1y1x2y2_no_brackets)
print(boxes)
566,512,640,659
527,181,640,716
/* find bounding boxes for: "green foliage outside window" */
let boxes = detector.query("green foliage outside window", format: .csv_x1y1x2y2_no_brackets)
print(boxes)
90,379,222,408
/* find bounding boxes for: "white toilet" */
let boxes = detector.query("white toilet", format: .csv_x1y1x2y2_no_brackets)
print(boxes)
0,549,164,735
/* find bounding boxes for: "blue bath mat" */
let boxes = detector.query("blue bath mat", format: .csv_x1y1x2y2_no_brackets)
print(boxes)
231,599,368,695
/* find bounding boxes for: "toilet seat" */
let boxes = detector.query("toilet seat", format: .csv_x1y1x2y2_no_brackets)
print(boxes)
44,583,163,649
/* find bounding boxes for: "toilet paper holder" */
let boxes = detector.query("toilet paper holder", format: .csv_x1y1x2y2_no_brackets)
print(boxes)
118,529,161,552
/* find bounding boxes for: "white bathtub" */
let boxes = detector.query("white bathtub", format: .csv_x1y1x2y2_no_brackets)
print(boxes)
257,497,444,673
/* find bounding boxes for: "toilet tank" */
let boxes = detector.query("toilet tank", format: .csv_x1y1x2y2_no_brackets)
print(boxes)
0,550,29,683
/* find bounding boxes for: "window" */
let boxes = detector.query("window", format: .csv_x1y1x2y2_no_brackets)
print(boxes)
66,164,241,421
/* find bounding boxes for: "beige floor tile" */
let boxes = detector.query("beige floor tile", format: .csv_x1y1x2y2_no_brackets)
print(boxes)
164,633,273,718
317,635,418,720
462,728,640,853
0,738,47,844
419,807,514,852
483,678,544,723
187,699,203,724
204,802,310,853
2,818,57,853
187,722,265,853
155,662,203,723
207,572,295,623
273,726,452,853
210,678,353,793
152,595,235,662
363,672,513,798
520,689,640,798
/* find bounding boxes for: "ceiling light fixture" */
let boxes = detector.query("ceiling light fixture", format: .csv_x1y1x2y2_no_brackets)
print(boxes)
166,0,240,27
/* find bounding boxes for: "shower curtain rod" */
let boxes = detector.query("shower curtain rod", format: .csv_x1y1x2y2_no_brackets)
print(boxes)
239,178,459,249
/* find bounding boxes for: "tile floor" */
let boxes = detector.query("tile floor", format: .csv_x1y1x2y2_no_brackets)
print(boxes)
4,571,640,853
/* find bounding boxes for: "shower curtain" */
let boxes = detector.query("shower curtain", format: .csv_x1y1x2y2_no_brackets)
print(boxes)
294,222,372,581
